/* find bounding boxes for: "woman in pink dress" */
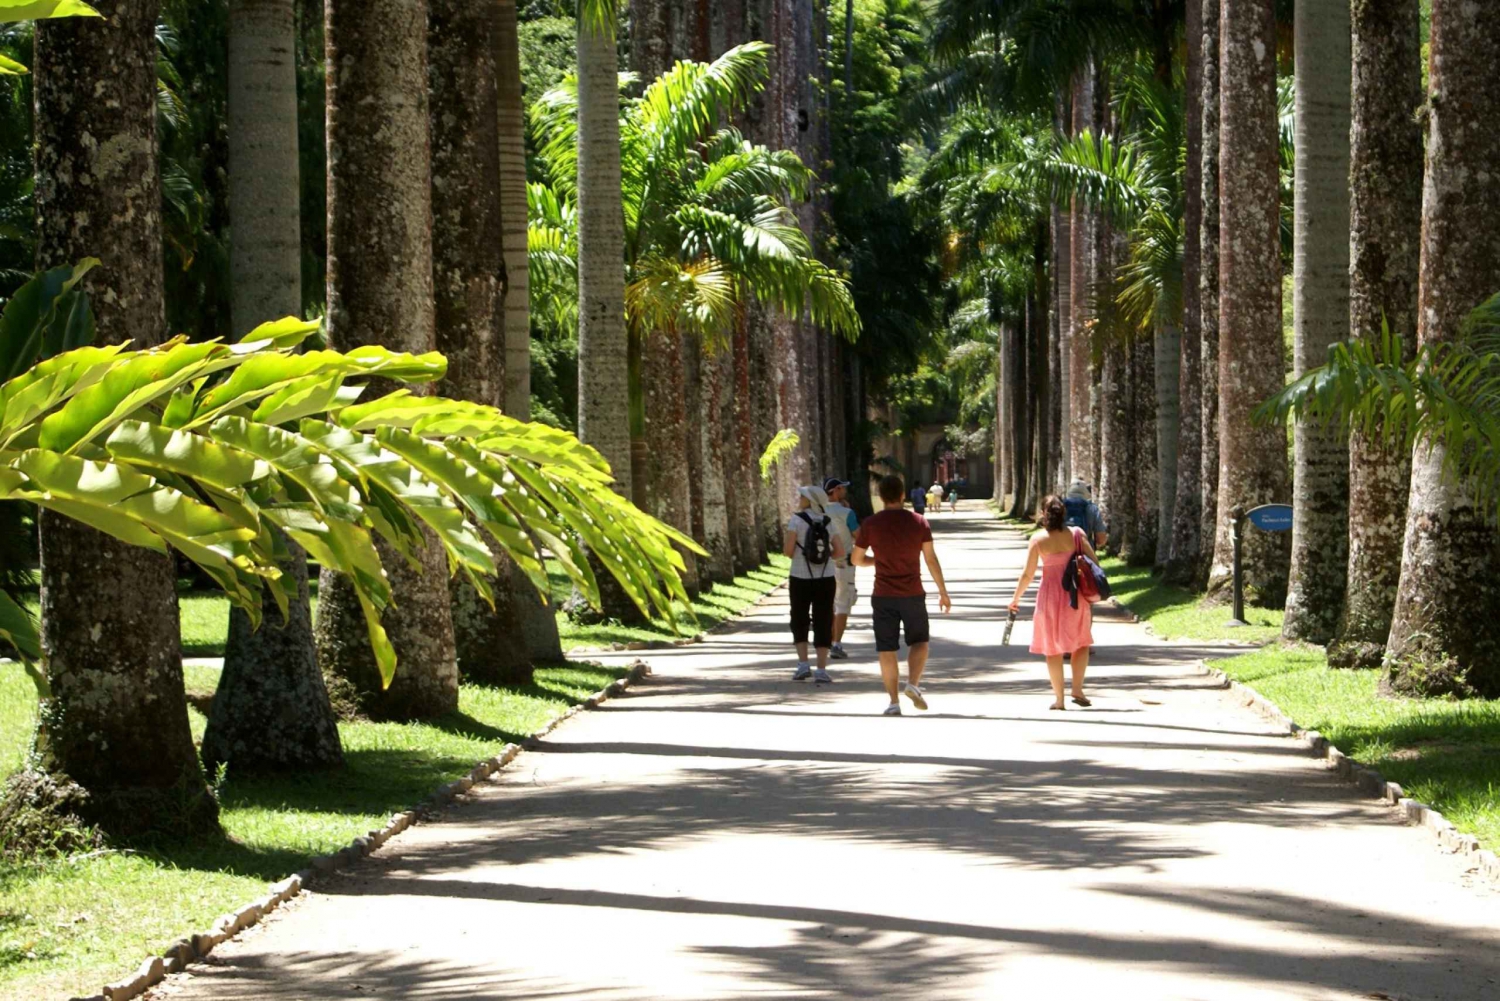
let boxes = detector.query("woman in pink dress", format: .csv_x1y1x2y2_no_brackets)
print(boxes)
1008,495,1096,710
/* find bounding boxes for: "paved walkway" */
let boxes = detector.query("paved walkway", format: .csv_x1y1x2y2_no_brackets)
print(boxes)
157,510,1498,1001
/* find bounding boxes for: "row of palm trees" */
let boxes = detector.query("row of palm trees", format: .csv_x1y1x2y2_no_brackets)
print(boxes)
3,0,858,837
934,0,1500,697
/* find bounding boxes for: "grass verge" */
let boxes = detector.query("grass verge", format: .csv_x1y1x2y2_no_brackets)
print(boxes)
1098,556,1283,643
549,554,791,650
1210,644,1500,850
0,661,623,1000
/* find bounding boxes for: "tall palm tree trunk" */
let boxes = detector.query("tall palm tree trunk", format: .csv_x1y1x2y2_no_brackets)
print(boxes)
1153,322,1181,567
573,1,643,622
1068,63,1096,484
318,0,460,719
732,315,765,570
1329,0,1421,669
1282,0,1352,643
1197,0,1222,588
1207,0,1290,603
1054,89,1072,488
1130,331,1160,562
1385,0,1500,698
1099,333,1132,554
699,339,735,581
496,0,565,661
997,322,1013,506
429,0,534,684
632,0,701,597
206,0,344,776
26,0,218,837
1029,248,1052,515
1004,317,1030,517
576,3,632,495
1169,0,1206,582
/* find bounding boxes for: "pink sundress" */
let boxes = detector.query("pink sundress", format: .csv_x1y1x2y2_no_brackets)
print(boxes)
1029,527,1094,656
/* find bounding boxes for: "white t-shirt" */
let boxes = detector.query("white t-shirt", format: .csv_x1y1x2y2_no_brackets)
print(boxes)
787,510,837,580
823,501,859,567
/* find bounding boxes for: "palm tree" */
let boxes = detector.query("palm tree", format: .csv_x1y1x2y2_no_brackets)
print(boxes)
26,0,219,837
1327,0,1421,669
1069,61,1097,485
575,0,631,490
1167,0,1205,582
429,0,535,685
204,0,343,776
495,0,564,661
319,0,459,719
1196,0,1221,588
1384,0,1500,696
1281,0,1351,644
1207,0,1289,603
529,44,860,549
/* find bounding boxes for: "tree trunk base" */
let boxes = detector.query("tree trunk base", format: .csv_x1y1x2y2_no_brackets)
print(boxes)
1327,640,1384,671
0,767,218,847
451,567,535,687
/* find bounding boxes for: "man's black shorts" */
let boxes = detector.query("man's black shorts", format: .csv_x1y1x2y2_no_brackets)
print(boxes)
871,595,930,652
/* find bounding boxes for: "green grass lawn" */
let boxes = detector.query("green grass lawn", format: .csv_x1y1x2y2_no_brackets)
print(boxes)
26,555,791,662
550,554,790,650
1211,644,1500,851
1099,556,1283,643
0,661,623,1000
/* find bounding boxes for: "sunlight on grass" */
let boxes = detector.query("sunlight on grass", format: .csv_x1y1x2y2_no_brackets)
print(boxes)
1099,557,1283,643
552,554,790,650
0,660,622,1000
1211,644,1500,849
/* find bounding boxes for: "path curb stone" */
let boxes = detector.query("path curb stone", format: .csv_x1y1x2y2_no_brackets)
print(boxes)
1195,660,1496,888
114,660,652,1001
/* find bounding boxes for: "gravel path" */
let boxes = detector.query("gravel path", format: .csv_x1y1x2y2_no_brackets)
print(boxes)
153,509,1499,1001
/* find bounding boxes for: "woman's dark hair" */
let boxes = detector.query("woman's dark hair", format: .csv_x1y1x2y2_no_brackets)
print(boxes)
1040,495,1067,532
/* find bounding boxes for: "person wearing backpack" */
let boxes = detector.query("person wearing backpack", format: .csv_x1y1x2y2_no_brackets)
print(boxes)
1063,478,1109,550
783,485,846,683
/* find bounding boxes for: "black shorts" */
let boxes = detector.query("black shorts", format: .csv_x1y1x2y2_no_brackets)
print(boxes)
871,595,930,652
789,575,836,649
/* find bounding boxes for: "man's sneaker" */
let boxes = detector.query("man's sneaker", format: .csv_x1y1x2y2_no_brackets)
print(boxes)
829,644,849,660
813,668,833,684
903,683,928,711
793,664,812,681
883,703,902,716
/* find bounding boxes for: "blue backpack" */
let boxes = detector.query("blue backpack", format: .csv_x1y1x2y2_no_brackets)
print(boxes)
1063,497,1092,532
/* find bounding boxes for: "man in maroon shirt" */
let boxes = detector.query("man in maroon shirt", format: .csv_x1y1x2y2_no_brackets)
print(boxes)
851,474,952,715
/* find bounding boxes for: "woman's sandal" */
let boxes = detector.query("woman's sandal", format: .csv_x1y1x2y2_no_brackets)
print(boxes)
1071,696,1092,707
1049,701,1066,711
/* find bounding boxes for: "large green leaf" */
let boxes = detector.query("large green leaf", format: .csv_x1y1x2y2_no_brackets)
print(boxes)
0,259,99,382
300,420,496,579
188,347,445,427
0,0,101,22
0,52,26,75
38,340,232,452
0,588,39,663
105,420,276,491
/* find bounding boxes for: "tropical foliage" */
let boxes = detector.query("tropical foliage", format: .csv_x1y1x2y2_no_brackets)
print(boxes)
1260,293,1500,522
528,41,860,362
0,269,702,687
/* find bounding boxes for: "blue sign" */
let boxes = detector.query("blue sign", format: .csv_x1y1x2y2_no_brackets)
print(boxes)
1247,504,1293,533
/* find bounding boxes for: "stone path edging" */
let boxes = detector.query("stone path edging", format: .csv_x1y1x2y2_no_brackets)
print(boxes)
86,660,652,1001
1195,659,1500,888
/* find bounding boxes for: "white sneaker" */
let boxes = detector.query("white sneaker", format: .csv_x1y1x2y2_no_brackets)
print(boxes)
792,663,811,681
883,703,902,716
903,683,928,711
813,668,833,684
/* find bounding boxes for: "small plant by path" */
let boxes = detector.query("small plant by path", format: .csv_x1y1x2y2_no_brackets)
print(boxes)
1211,643,1500,851
0,661,623,1001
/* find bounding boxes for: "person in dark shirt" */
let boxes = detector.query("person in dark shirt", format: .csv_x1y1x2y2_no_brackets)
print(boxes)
907,482,927,515
851,473,952,716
